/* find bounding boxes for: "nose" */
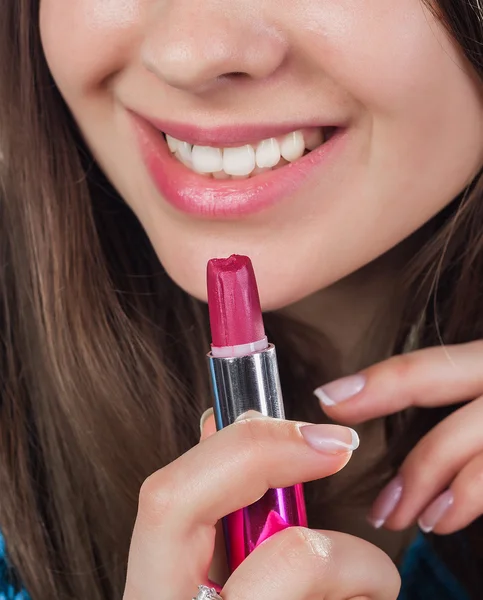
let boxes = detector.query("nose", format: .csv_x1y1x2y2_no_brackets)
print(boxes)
141,1,288,94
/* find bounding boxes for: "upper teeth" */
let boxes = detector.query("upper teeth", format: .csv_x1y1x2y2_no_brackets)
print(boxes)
165,128,325,178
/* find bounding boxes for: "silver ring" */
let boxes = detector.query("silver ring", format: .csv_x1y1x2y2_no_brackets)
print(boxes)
192,584,223,600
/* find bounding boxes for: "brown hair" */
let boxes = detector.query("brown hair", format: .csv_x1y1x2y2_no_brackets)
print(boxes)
0,0,482,598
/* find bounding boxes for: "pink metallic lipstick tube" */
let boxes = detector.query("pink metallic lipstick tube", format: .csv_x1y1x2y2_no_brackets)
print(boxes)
206,255,307,573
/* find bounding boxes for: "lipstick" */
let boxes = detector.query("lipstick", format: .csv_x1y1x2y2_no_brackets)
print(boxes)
206,255,307,572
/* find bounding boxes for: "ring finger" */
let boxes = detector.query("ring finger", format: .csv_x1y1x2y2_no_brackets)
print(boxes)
371,397,483,530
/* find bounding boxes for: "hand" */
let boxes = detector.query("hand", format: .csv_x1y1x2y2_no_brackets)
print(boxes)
123,412,400,600
316,340,483,534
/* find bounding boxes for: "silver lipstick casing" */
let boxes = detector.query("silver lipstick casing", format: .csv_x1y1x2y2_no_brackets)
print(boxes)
207,344,307,572
207,344,285,426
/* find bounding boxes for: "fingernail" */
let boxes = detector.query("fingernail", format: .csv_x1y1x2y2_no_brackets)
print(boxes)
368,475,404,528
200,408,214,434
235,410,270,421
314,374,366,406
299,424,359,454
418,490,454,533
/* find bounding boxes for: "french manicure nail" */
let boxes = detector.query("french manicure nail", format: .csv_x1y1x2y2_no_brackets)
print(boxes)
235,410,269,421
368,475,404,528
418,490,454,533
299,424,360,454
314,374,366,406
199,408,214,434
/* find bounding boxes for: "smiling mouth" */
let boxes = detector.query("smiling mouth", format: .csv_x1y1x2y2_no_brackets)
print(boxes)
161,126,337,180
131,108,347,218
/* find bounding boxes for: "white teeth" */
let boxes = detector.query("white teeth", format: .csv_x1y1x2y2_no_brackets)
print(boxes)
166,134,178,153
191,145,223,173
177,141,192,163
165,127,326,177
255,138,281,168
280,131,305,162
223,145,256,176
175,149,191,168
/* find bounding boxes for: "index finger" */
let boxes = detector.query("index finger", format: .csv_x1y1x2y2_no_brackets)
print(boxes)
124,417,357,600
139,416,356,531
315,341,483,424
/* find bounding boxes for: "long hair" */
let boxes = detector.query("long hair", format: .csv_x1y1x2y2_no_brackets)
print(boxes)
0,0,482,598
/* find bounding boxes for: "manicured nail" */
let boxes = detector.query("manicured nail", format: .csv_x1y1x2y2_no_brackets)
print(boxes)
314,374,366,406
299,424,359,454
418,490,454,533
235,410,269,421
368,475,404,528
199,408,214,434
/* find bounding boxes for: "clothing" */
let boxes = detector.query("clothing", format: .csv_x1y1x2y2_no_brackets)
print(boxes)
0,531,470,599
0,536,29,600
398,533,469,600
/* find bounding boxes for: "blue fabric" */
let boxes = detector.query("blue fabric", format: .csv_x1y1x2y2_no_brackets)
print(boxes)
398,533,469,600
0,536,29,600
0,530,470,599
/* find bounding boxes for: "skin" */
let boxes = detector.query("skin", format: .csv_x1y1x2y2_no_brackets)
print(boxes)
40,0,483,311
124,414,401,599
38,0,483,597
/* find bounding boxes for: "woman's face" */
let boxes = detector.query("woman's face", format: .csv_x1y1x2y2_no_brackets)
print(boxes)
40,0,483,310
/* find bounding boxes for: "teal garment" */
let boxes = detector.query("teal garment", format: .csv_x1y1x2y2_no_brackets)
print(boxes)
398,533,469,600
0,536,29,600
0,531,471,599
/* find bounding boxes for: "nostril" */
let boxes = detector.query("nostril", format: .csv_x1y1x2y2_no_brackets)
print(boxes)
217,71,250,83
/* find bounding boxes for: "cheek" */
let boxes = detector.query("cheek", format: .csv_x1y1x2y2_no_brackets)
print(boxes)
40,0,142,98
295,0,482,144
292,0,453,107
293,0,483,220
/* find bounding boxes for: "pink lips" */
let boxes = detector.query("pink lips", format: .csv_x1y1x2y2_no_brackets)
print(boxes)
130,111,347,219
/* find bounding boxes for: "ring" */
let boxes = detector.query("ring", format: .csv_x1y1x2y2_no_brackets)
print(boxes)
192,584,223,600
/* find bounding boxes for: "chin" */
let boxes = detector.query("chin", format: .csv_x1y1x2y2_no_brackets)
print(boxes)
160,251,323,312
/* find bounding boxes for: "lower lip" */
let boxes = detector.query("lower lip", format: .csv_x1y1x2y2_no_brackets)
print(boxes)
130,112,347,219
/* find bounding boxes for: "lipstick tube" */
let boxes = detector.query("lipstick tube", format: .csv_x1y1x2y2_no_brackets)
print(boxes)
206,255,307,573
208,345,307,571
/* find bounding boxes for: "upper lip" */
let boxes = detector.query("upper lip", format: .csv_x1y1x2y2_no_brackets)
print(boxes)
132,110,339,147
